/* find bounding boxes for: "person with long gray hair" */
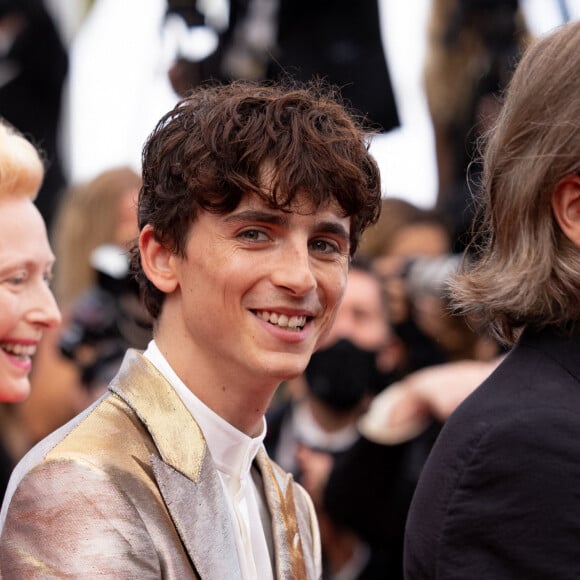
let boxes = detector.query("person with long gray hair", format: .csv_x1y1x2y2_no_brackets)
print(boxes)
405,19,580,579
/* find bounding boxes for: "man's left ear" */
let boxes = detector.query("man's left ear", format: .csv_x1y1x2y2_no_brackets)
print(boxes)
139,225,179,293
551,174,580,247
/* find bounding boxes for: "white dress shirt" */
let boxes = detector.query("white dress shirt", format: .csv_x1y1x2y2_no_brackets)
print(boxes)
144,341,274,580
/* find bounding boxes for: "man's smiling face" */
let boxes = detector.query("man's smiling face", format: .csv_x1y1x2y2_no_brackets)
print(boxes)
152,190,351,390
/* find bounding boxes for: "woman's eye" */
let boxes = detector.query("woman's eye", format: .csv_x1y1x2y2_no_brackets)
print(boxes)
3,274,26,287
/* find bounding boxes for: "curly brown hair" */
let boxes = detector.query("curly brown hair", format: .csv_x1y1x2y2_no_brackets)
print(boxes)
131,80,383,319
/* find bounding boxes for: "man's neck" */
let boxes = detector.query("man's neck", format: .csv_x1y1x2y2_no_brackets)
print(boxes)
153,337,279,437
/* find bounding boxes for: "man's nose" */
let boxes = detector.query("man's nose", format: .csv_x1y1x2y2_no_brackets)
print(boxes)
270,242,317,296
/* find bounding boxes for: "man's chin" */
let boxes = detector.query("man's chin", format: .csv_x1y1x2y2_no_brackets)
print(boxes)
268,355,312,383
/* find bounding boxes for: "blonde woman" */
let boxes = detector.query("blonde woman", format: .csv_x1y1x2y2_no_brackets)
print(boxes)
18,166,143,443
0,120,61,403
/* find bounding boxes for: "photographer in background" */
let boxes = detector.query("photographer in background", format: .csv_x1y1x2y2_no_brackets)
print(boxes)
359,197,456,376
59,243,152,400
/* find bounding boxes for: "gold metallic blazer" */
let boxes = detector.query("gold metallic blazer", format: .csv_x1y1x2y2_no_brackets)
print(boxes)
0,350,321,579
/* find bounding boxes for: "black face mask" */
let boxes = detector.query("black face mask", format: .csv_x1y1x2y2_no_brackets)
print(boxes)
305,338,384,413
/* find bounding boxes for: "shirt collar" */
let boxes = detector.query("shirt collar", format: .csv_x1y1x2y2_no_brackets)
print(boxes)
143,340,266,481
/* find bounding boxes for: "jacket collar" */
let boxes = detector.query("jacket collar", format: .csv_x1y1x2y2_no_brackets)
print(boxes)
108,350,316,579
518,325,580,381
109,350,241,578
109,349,206,481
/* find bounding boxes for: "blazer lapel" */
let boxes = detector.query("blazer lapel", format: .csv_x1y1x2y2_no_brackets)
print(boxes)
256,450,315,579
109,350,242,580
152,455,242,580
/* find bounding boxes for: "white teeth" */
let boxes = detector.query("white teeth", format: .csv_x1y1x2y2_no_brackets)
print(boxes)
288,316,301,328
255,311,307,330
0,343,36,357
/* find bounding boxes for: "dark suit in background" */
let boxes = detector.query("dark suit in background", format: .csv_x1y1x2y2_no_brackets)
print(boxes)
0,0,68,230
169,0,400,133
266,0,400,133
405,326,580,579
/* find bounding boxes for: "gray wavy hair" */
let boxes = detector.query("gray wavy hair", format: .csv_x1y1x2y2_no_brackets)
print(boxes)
450,20,580,345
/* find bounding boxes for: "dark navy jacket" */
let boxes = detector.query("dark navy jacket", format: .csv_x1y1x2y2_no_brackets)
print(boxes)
405,326,580,579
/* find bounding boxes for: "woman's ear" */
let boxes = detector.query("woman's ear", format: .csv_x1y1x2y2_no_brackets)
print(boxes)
551,174,580,247
139,225,179,293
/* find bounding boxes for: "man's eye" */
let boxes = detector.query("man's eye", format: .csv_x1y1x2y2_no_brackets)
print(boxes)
310,239,340,254
239,229,268,242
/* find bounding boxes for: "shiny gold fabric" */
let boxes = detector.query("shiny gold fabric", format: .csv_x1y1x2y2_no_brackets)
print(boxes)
0,350,321,579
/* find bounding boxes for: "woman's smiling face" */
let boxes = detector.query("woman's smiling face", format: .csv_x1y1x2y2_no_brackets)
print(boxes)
0,197,61,402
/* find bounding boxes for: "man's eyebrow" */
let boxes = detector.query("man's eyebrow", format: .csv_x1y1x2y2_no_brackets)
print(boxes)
316,220,350,242
224,209,350,242
224,210,288,226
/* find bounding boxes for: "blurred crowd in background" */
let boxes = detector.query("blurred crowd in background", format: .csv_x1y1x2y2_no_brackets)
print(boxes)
1,0,579,578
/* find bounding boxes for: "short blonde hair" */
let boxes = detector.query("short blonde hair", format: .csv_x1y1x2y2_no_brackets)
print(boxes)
0,120,44,201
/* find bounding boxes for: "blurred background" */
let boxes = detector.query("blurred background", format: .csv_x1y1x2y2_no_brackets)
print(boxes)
42,0,580,209
2,3,580,577
2,0,578,485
